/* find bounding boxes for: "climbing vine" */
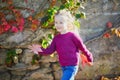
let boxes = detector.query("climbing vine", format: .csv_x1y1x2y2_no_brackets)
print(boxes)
0,0,40,34
40,0,85,28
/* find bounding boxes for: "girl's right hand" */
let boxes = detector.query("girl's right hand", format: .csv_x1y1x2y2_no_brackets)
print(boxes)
28,44,42,54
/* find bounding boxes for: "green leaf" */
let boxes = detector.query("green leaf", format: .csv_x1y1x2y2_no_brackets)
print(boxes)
43,21,49,27
7,49,17,57
75,14,81,19
59,5,66,10
65,3,70,8
76,2,80,6
48,11,54,16
31,59,35,65
48,16,54,22
5,57,12,63
42,39,49,48
48,34,54,40
52,26,56,30
53,6,59,11
74,20,80,27
80,12,86,19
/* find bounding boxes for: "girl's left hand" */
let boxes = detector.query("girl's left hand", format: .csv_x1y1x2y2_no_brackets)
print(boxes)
80,53,93,67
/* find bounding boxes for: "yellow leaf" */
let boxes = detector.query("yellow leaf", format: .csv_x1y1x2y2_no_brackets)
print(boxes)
31,24,37,31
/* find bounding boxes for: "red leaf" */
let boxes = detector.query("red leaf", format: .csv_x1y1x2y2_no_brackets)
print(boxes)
31,24,37,31
27,16,33,21
15,11,21,17
19,18,25,26
51,0,56,7
7,0,13,5
2,21,7,25
18,25,24,32
12,9,17,13
24,0,28,3
0,25,5,34
2,0,6,2
8,20,16,25
9,6,14,10
106,22,112,28
1,18,6,22
16,18,25,26
4,24,11,31
32,19,40,25
0,12,5,17
11,26,18,33
103,33,111,38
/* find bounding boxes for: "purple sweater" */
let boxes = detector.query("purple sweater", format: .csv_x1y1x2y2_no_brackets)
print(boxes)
39,32,93,66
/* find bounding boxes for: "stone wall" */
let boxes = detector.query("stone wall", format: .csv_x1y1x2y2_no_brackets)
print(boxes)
0,0,120,80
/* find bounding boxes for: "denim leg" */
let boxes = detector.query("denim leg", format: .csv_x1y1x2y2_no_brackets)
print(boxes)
61,66,78,80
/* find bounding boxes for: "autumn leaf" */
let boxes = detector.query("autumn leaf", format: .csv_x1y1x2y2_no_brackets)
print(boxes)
31,24,37,31
103,33,111,38
19,18,25,26
7,0,13,5
9,6,14,10
0,25,5,34
18,25,24,32
4,24,11,31
0,12,5,17
111,28,116,34
8,20,16,25
32,19,40,25
115,29,120,37
106,21,112,28
24,0,28,3
111,28,120,37
11,26,18,33
2,0,6,2
27,16,33,21
12,9,18,13
50,0,56,7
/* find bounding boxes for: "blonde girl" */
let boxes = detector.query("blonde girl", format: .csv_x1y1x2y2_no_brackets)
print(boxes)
28,9,93,80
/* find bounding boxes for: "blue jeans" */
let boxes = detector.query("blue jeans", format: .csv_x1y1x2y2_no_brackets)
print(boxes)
61,65,79,80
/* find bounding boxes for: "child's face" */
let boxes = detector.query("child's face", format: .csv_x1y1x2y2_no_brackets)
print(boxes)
55,15,68,34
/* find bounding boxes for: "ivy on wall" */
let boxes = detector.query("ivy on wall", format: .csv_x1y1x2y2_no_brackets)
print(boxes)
0,0,40,34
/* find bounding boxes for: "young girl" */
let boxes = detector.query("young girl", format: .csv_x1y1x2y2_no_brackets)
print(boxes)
28,9,93,80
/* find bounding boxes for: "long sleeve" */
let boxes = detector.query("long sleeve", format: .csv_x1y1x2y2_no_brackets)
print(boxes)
72,33,93,62
38,38,56,55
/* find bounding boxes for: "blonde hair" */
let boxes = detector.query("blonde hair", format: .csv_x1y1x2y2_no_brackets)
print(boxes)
55,9,79,35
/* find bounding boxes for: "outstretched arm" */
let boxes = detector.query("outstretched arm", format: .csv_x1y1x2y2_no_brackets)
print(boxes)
28,38,56,55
